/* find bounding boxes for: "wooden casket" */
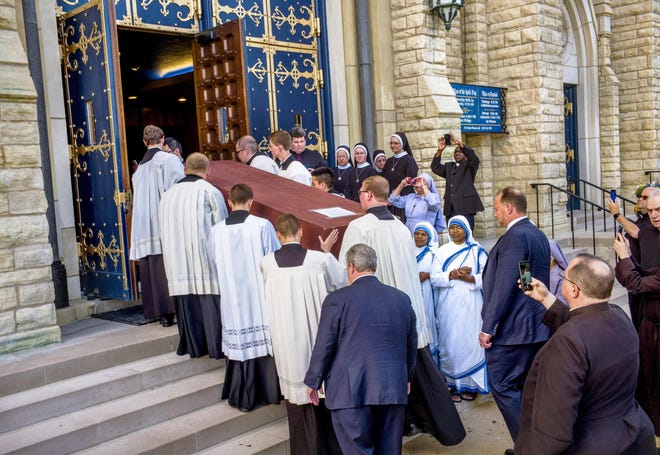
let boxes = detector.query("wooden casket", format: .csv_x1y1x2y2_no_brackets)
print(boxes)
207,160,364,258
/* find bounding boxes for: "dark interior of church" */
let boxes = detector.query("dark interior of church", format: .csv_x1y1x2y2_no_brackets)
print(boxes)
117,29,198,166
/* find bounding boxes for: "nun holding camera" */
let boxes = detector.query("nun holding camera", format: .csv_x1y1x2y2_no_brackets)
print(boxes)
389,173,446,235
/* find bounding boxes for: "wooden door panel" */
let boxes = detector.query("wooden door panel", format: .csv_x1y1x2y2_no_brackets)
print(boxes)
193,21,249,160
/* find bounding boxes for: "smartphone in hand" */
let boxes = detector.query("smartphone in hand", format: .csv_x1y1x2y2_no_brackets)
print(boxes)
519,260,533,292
444,133,452,146
610,190,616,202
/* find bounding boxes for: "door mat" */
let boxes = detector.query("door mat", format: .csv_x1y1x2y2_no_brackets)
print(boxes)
91,305,157,326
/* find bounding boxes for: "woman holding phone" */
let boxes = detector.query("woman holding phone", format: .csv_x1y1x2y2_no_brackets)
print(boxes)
389,173,444,234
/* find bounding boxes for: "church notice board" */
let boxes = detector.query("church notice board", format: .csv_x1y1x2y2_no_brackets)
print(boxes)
207,160,365,258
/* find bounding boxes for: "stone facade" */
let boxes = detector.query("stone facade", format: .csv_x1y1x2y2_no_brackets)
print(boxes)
0,0,658,355
611,0,660,196
364,0,658,236
0,0,60,354
385,0,568,237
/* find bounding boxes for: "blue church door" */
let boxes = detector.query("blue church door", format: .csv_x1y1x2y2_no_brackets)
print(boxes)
58,0,133,299
196,1,330,160
56,0,332,300
564,84,580,210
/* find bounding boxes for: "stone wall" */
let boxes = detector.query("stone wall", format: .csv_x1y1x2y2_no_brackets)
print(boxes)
434,0,567,235
390,0,463,209
0,0,60,354
611,0,660,196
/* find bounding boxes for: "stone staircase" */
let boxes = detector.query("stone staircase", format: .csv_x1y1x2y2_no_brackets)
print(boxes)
0,319,288,455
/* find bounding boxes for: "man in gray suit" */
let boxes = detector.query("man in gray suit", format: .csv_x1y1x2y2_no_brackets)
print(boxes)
304,244,418,455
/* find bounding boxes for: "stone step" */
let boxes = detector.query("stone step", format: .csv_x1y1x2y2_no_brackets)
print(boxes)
0,352,223,433
0,319,179,397
0,369,224,455
197,418,289,455
73,404,288,455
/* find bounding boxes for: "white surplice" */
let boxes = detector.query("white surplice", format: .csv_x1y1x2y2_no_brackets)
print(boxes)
279,160,312,186
249,154,279,175
338,212,432,348
130,150,184,260
159,177,228,296
260,249,347,404
210,214,280,361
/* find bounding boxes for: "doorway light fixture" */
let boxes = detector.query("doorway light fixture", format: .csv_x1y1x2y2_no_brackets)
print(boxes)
429,0,465,31
178,97,187,103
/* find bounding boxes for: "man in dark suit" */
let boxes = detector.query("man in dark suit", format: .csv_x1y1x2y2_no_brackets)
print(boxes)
304,243,418,455
479,187,550,447
431,134,484,230
515,254,655,454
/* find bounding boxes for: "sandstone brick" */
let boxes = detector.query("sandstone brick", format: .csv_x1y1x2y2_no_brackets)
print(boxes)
0,248,12,271
0,6,16,32
0,266,51,289
2,144,41,166
8,189,48,215
16,303,56,331
14,244,53,269
0,285,16,311
0,194,7,215
0,326,61,355
0,214,49,249
0,30,27,65
0,168,43,191
391,16,407,33
19,282,54,307
406,12,425,28
504,30,522,46
0,311,14,336
0,101,36,121
0,121,39,145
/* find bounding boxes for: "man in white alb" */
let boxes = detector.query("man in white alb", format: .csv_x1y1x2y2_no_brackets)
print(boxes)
268,130,312,186
235,134,278,175
159,152,227,358
130,124,184,326
210,183,281,411
261,214,345,454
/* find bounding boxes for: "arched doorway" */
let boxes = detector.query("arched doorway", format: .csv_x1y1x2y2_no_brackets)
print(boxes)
57,0,332,300
560,1,601,204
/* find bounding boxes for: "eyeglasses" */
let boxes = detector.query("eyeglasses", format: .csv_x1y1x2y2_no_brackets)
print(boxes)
234,148,245,154
358,190,370,196
558,272,581,291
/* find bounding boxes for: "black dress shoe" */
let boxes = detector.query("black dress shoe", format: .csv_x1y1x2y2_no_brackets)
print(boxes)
403,422,423,437
160,314,174,327
504,449,514,455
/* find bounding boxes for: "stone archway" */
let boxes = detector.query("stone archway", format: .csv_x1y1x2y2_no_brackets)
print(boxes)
560,0,608,196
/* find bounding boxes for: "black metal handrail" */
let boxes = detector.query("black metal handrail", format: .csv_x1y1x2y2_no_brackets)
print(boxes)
644,170,659,184
568,178,636,218
530,182,613,254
